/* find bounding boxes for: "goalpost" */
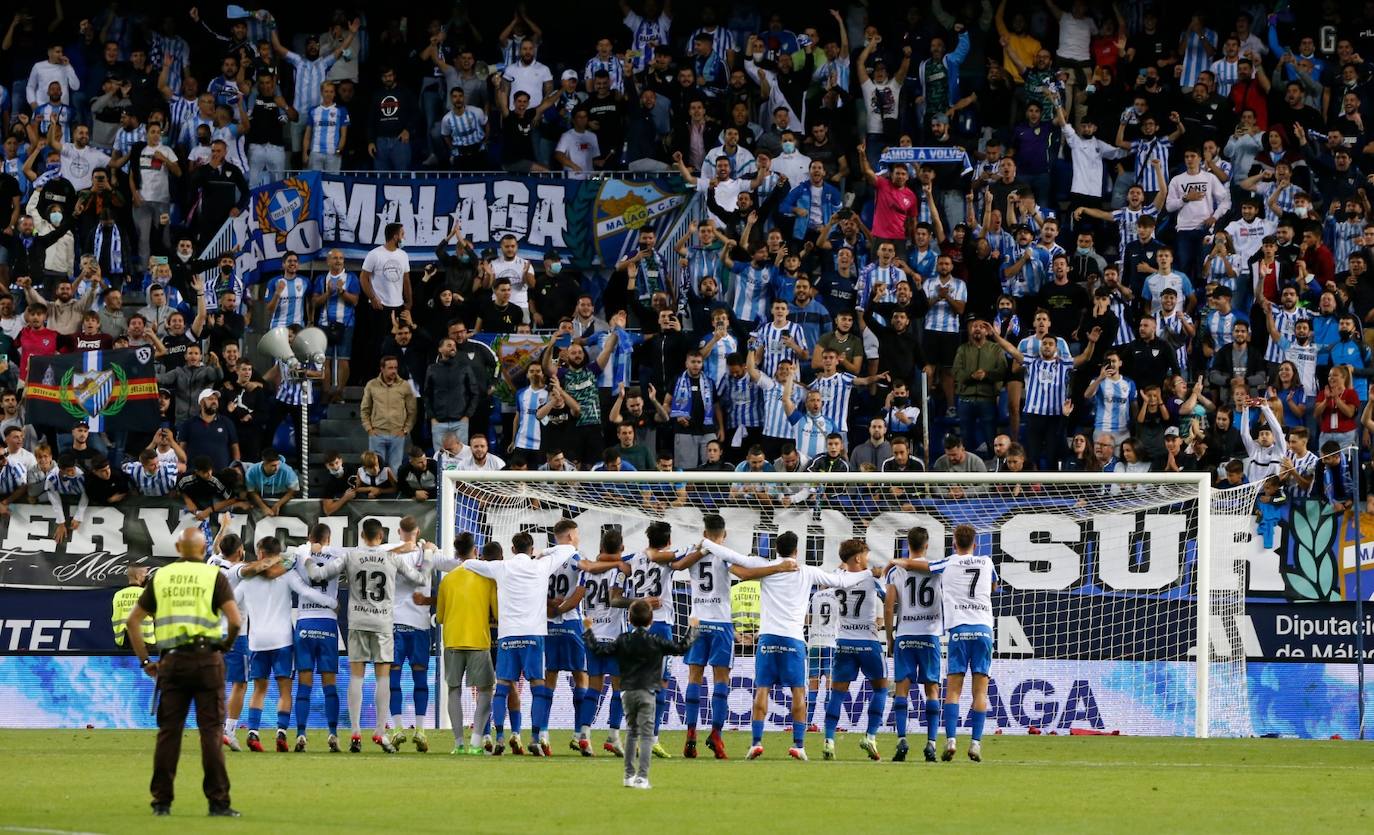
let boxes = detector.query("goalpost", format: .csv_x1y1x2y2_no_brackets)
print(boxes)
439,470,1262,739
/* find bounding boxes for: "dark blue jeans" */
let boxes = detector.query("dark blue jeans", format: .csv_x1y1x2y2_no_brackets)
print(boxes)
1174,227,1208,284
958,397,997,454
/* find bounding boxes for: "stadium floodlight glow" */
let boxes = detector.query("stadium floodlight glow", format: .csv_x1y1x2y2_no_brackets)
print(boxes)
441,470,1261,738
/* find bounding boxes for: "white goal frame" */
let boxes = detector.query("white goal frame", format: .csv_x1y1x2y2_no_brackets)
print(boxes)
441,470,1223,738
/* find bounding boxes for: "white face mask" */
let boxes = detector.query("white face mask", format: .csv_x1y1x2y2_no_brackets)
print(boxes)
327,465,344,477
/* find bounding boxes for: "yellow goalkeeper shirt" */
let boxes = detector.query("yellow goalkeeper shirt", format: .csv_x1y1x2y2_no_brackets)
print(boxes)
436,562,498,650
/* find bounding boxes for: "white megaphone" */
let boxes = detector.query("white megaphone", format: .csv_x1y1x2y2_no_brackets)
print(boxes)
259,326,297,364
293,326,329,366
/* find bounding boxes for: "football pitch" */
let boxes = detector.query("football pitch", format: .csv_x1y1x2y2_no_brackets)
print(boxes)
0,731,1370,833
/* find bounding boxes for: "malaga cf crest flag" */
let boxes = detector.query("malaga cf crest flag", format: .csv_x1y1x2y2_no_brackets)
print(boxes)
23,348,160,431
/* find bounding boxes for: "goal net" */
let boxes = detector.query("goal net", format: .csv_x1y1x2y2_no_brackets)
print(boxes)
440,471,1261,738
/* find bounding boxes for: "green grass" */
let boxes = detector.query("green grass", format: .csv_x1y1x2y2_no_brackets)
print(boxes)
0,730,1370,833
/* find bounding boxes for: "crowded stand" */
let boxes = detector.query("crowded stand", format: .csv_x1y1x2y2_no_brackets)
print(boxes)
0,0,1370,524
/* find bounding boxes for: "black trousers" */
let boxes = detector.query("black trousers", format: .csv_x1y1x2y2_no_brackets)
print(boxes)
151,650,230,809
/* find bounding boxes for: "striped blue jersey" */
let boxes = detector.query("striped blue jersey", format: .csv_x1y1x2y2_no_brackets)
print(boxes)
1001,244,1050,297
1129,137,1172,192
153,34,191,95
514,385,548,451
907,246,938,280
33,103,73,143
1109,205,1158,261
923,276,967,333
809,371,856,432
753,321,807,377
813,55,850,91
206,272,246,314
755,374,805,439
690,27,738,60
622,10,671,71
307,105,349,156
311,271,360,327
981,227,1016,260
122,459,178,496
176,109,215,149
1204,252,1243,292
1106,294,1134,345
1153,309,1193,374
1180,28,1218,89
275,359,312,406
1093,376,1136,434
1016,334,1071,362
113,124,146,169
1259,182,1298,221
718,373,763,429
1202,308,1240,352
684,244,724,291
1326,218,1362,273
1284,448,1319,500
441,107,488,151
286,52,338,115
730,262,774,324
583,55,626,91
1022,356,1074,416
754,171,782,205
1264,305,1310,364
790,409,834,460
0,460,24,494
268,276,310,329
699,331,738,386
1209,57,1240,96
857,262,903,308
46,469,85,497
590,328,641,391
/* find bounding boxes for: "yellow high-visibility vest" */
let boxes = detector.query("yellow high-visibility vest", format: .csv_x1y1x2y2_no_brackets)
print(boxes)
111,586,155,648
150,562,222,649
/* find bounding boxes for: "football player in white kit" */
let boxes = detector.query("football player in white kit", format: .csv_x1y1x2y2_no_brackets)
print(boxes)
237,537,337,753
387,516,436,753
291,524,345,752
892,523,994,762
804,584,837,734
207,521,255,751
580,529,632,756
821,539,889,762
613,520,681,758
884,526,944,763
695,531,869,761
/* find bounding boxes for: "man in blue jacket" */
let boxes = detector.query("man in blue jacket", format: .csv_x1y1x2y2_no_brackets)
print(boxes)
779,160,842,251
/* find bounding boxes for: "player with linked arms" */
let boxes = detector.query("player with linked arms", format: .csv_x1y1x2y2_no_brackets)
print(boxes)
611,520,684,759
884,526,944,763
890,523,994,762
687,525,870,761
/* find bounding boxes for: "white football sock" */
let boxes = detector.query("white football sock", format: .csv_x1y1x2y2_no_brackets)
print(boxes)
348,676,364,735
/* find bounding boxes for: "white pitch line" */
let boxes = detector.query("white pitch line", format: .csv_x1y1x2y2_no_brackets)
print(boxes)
0,827,107,835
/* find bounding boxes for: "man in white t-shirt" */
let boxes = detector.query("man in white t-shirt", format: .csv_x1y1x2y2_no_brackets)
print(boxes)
455,434,505,472
126,122,182,272
53,124,111,191
554,108,601,179
360,222,412,312
490,235,536,314
501,39,554,111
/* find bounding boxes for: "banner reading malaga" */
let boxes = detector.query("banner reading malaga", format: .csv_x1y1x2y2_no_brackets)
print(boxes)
23,348,160,431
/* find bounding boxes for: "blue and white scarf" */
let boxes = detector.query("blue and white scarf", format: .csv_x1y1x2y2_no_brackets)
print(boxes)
92,224,124,274
879,145,973,174
670,370,716,429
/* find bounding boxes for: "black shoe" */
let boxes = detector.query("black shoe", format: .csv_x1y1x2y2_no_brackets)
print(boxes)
151,804,170,816
208,806,242,817
893,739,910,762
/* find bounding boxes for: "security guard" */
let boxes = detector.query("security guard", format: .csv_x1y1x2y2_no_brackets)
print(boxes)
111,567,155,651
127,528,242,818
